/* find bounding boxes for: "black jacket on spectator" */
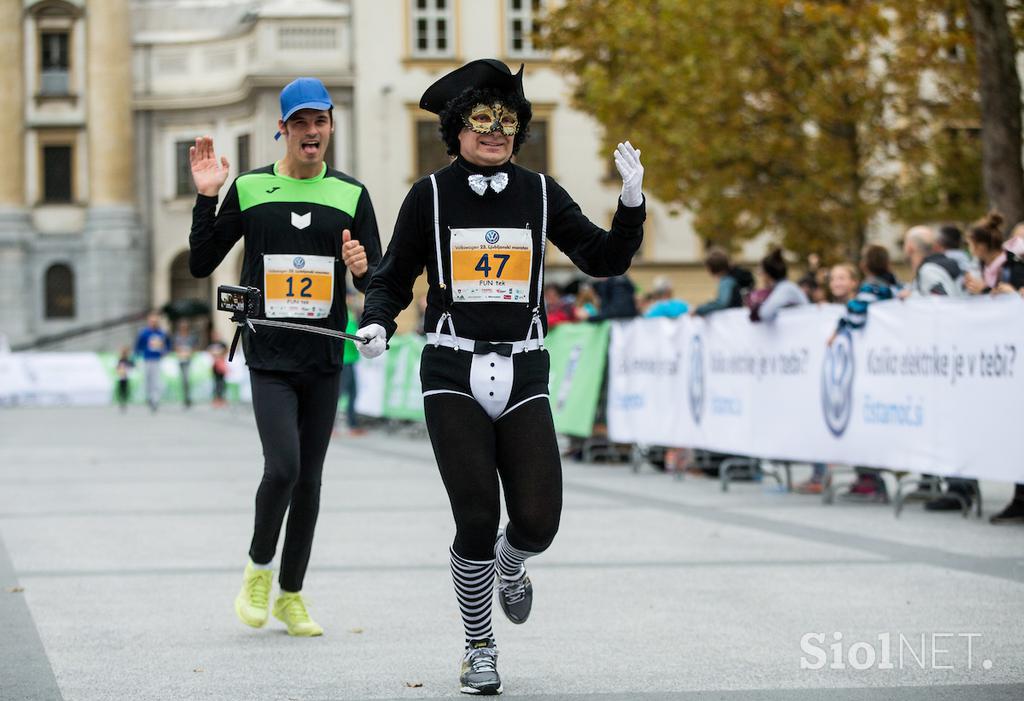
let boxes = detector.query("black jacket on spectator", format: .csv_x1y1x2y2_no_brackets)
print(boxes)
593,275,638,319
726,267,755,307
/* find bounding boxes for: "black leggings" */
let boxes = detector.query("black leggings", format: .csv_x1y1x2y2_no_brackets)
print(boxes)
424,393,562,560
249,368,340,592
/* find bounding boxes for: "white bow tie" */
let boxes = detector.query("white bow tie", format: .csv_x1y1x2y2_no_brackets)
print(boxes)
467,172,509,196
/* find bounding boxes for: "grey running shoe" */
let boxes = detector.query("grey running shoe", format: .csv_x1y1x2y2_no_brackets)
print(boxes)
460,639,502,695
496,568,533,624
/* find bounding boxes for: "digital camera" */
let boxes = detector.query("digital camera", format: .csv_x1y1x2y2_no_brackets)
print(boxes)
216,285,262,319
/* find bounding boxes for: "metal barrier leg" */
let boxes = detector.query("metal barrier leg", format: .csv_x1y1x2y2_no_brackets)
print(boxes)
630,444,643,474
720,457,758,492
822,468,835,505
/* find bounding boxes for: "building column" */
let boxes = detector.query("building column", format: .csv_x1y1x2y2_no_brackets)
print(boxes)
86,0,134,207
82,0,148,339
0,2,32,348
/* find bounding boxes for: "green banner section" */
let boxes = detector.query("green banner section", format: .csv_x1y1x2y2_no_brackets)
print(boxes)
545,322,610,437
97,352,240,404
381,333,426,421
88,322,608,431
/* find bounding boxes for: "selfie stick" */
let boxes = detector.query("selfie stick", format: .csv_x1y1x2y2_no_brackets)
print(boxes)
228,316,369,362
244,317,369,344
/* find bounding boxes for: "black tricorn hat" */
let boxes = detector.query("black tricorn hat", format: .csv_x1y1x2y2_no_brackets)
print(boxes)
419,59,526,114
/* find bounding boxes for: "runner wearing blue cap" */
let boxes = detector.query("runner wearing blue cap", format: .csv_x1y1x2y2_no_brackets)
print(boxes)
188,77,382,637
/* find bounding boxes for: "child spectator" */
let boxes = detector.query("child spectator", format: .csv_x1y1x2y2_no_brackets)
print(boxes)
115,347,134,412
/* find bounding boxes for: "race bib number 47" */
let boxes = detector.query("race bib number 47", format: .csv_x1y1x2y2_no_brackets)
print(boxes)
263,254,334,319
450,228,533,303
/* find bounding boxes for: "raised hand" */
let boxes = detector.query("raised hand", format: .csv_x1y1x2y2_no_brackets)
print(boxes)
189,136,230,197
341,229,368,277
614,141,644,207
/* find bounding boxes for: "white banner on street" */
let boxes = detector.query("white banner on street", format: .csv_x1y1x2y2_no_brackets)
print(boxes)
354,355,386,418
0,352,112,407
607,297,1024,483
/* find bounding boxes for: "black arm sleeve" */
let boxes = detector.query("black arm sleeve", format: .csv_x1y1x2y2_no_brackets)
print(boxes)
545,177,645,277
350,187,384,294
188,184,243,278
360,185,430,339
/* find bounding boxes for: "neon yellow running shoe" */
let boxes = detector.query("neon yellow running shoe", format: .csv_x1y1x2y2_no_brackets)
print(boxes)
273,591,323,637
234,562,272,628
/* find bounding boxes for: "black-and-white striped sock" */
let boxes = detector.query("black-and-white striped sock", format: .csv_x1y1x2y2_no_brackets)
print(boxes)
450,548,495,646
495,530,535,580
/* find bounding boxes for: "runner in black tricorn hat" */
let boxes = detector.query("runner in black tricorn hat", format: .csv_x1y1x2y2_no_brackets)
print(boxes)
357,59,646,695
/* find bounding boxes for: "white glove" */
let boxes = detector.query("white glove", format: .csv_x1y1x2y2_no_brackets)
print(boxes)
614,141,644,208
356,323,387,359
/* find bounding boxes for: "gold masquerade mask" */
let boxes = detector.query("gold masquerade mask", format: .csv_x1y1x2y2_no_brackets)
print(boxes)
463,102,519,136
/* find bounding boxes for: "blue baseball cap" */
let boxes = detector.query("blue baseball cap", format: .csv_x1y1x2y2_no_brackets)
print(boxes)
274,77,333,140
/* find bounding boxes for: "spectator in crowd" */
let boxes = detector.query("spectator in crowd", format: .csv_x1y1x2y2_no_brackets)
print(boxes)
207,330,229,407
593,274,639,319
693,248,754,316
115,347,134,413
957,215,1024,523
937,223,972,276
749,248,807,322
830,244,898,341
340,298,366,436
991,485,1024,525
644,276,689,318
1001,221,1024,292
573,283,600,320
826,262,860,305
173,319,198,409
797,271,823,303
830,245,901,501
964,211,1009,295
133,311,169,413
544,283,573,328
900,225,964,298
898,225,974,509
796,252,827,303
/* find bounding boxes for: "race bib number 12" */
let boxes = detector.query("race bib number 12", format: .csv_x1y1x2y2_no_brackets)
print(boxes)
263,254,334,319
450,228,533,303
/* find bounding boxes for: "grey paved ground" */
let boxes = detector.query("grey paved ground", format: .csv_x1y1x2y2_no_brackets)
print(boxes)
1,405,1022,701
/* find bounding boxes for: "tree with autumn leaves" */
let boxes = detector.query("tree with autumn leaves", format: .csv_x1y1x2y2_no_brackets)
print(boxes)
544,0,1023,259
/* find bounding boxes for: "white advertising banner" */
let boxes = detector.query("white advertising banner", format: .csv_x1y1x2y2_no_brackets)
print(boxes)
354,355,386,418
0,352,112,406
607,297,1024,483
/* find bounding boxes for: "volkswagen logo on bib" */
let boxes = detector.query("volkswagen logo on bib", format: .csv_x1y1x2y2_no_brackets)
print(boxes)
822,328,855,437
485,229,500,245
688,335,705,426
293,256,306,269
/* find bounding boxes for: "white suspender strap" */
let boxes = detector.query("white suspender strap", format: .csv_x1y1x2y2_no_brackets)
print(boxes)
538,172,548,306
430,173,457,348
525,173,549,347
430,174,445,288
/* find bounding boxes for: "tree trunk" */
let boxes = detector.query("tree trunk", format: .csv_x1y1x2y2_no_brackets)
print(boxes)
967,0,1024,229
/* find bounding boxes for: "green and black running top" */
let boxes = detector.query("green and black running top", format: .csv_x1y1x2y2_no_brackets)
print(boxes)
189,162,382,373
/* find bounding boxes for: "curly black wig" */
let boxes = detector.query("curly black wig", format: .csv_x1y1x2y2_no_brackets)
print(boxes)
438,87,532,157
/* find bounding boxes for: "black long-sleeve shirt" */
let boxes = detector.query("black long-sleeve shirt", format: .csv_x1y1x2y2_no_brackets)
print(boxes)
189,162,382,372
361,156,644,342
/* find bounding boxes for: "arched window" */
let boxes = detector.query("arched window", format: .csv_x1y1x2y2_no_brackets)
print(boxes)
169,250,212,305
44,263,75,318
